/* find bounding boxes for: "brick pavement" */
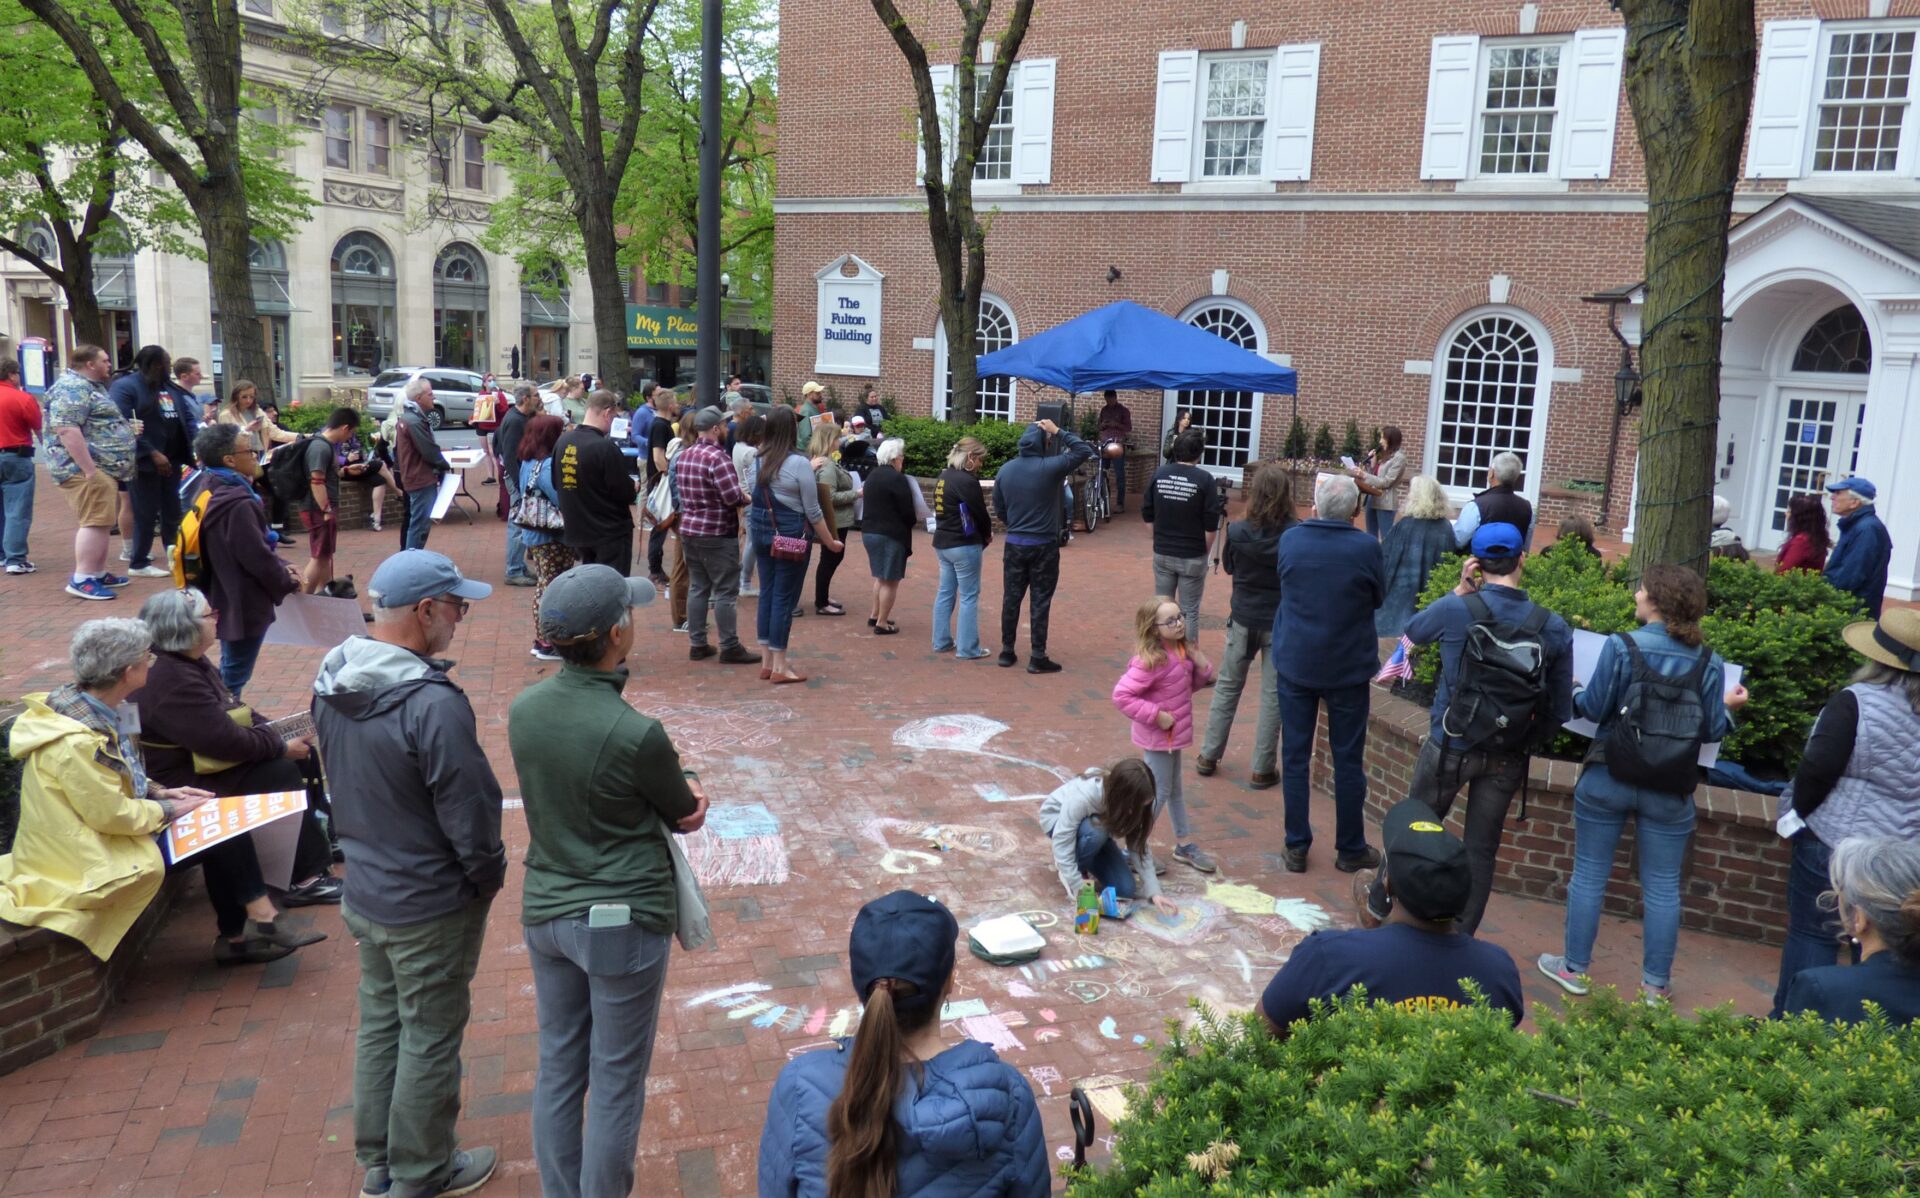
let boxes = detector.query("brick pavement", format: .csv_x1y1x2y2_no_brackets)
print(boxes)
0,465,1782,1196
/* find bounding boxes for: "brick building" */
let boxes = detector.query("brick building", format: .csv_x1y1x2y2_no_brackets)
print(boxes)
774,0,1920,599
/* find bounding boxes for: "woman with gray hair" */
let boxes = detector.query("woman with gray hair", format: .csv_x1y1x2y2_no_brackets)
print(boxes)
0,619,311,965
859,437,918,634
1375,476,1458,637
1781,836,1920,1026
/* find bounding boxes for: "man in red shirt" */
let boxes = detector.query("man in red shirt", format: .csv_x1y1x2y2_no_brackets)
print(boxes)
0,358,43,574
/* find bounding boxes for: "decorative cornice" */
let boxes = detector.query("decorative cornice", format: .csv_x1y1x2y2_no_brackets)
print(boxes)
324,180,405,213
429,194,492,224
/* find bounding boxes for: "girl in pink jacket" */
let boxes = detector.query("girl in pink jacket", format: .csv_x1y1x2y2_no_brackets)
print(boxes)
1112,596,1218,874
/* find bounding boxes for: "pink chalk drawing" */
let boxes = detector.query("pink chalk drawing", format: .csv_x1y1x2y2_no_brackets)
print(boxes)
644,699,796,757
892,715,1071,781
961,1013,1026,1053
860,816,1024,874
680,823,789,887
1039,1009,1058,1023
1029,1065,1064,1097
1133,897,1226,944
1008,981,1039,999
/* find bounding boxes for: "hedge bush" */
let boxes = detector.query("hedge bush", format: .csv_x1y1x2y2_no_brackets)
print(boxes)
276,403,379,442
1066,994,1920,1197
885,415,1029,480
1407,538,1863,775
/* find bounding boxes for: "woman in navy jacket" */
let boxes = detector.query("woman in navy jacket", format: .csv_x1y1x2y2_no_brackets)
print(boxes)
1783,836,1920,1027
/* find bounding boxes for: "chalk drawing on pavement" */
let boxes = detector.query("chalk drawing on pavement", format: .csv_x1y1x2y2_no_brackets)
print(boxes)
893,714,1071,782
1029,1065,1064,1097
681,802,790,886
644,699,796,756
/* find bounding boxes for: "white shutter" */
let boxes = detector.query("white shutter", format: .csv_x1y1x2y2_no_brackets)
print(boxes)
1151,50,1200,183
916,63,957,184
1419,35,1480,180
1264,43,1321,182
1011,57,1056,184
1558,28,1626,179
1748,19,1821,178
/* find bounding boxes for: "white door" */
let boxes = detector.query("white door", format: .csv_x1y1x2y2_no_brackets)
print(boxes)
1715,393,1759,539
1763,387,1868,549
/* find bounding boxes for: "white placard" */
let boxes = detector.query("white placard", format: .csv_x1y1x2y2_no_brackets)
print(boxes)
442,447,486,470
610,416,630,441
263,592,369,649
814,254,884,377
1566,629,1741,767
1340,455,1357,469
430,471,461,519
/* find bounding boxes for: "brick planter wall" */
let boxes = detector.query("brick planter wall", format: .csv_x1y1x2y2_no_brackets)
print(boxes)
1306,685,1790,945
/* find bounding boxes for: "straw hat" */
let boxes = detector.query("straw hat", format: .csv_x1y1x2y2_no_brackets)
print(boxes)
1843,608,1920,673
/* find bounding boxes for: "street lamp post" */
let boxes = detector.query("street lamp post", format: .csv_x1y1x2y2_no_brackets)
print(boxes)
695,0,722,409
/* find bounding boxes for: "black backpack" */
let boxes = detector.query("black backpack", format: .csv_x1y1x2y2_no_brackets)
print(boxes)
266,434,317,504
1440,592,1556,754
1599,635,1709,793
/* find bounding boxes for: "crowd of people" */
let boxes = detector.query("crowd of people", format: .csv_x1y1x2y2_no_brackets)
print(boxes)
1,364,1917,1197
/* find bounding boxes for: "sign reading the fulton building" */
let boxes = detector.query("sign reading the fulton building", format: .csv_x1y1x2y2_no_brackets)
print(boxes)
814,254,883,377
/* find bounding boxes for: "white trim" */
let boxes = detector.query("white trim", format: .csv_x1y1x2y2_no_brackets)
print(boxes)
1467,36,1571,182
1800,19,1920,180
773,191,1778,215
1179,180,1279,194
1424,306,1555,507
1404,360,1434,375
1164,296,1268,480
1747,19,1821,178
932,294,1019,421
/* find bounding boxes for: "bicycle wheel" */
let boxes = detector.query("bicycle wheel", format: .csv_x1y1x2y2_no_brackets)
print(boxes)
1083,473,1100,533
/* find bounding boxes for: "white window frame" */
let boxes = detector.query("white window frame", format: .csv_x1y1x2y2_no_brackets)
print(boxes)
932,295,1019,423
1469,38,1569,181
1805,22,1919,178
920,59,1054,191
974,63,1018,184
323,103,355,172
1163,296,1269,480
1193,52,1273,181
1424,306,1555,507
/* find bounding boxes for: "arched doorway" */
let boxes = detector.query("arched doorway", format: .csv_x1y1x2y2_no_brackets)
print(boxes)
1169,299,1265,476
433,242,490,372
331,232,396,376
1767,303,1872,540
519,260,570,382
932,295,1018,422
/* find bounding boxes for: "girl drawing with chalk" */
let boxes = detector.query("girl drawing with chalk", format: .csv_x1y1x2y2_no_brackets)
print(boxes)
1036,760,1178,921
1113,595,1219,875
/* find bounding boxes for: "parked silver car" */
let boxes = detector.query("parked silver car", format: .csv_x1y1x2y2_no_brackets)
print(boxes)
364,367,486,427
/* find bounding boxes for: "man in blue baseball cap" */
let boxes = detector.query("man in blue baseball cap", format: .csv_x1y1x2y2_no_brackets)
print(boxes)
311,549,504,1198
1823,476,1891,618
1402,521,1572,934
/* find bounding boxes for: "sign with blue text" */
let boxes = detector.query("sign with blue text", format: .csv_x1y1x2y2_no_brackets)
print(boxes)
814,254,884,377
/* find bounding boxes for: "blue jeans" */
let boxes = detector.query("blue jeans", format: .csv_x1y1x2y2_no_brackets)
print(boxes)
504,481,530,578
1561,769,1694,989
1366,506,1395,539
931,544,984,655
1276,675,1371,857
220,634,266,700
1075,818,1135,899
526,916,672,1198
405,484,437,551
0,454,33,565
1770,830,1843,1017
1102,454,1126,508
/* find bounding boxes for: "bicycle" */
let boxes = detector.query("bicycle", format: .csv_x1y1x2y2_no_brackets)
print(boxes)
1070,459,1112,533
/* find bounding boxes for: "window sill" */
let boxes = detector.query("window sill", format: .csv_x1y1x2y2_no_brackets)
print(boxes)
1179,180,1279,194
324,171,402,189
1787,175,1920,196
971,180,1021,197
1453,177,1570,194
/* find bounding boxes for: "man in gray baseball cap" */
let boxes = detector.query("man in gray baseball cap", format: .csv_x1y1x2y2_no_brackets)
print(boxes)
509,562,703,1196
311,547,505,1198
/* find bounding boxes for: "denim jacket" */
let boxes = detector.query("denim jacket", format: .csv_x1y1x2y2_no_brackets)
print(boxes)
1573,623,1733,803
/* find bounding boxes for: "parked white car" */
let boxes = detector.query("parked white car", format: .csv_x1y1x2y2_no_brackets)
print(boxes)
365,367,487,427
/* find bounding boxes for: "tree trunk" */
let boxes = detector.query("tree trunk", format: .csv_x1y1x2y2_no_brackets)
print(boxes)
580,204,633,396
61,257,109,351
202,186,269,402
1619,0,1756,577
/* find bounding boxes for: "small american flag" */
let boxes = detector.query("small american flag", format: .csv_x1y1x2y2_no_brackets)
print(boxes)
1374,636,1415,684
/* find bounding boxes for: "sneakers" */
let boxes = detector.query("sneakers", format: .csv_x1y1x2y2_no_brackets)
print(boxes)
529,642,562,661
4,560,34,574
1172,843,1217,873
1536,954,1591,996
671,621,690,634
127,564,172,578
996,648,1018,668
1641,982,1673,1006
957,648,993,661
281,874,344,907
65,578,118,601
1194,756,1217,777
1334,846,1383,873
739,585,759,597
689,645,718,661
503,574,536,588
99,573,130,587
718,645,758,665
360,1165,391,1197
391,1147,497,1198
118,545,132,561
1026,656,1062,674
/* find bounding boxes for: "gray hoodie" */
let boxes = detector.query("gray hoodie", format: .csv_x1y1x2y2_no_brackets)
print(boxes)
312,636,506,926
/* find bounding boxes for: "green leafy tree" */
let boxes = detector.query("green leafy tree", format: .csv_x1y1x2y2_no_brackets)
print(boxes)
1311,423,1336,461
1339,418,1364,461
1282,414,1309,460
869,0,1035,424
1618,0,1757,576
297,0,664,394
20,0,312,400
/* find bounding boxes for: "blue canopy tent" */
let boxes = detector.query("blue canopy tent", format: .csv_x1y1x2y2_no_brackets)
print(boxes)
975,300,1297,395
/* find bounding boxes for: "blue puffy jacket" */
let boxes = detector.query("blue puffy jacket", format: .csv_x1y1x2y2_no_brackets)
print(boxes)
757,1038,1050,1198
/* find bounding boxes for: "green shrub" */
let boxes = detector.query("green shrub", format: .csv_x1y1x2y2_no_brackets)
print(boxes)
1067,994,1920,1197
1283,415,1309,459
1311,423,1336,461
1340,418,1365,460
277,403,378,442
886,414,1026,480
1405,539,1859,774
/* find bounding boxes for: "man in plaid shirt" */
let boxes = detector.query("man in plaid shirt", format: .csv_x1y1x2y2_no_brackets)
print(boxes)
671,408,756,663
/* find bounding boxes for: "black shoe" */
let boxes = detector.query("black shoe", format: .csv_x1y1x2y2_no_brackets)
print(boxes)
281,874,343,907
252,917,328,948
1283,846,1308,873
997,649,1018,668
1026,656,1062,674
1335,847,1383,873
718,645,757,664
214,935,295,966
689,645,718,661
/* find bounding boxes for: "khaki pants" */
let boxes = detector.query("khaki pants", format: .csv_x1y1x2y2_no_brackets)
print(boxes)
58,469,118,528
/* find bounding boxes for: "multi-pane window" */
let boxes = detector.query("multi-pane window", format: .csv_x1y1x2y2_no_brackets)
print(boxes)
364,113,391,175
940,298,1017,422
975,78,1016,182
1813,30,1914,173
1177,306,1261,473
463,15,486,69
243,0,272,15
323,104,354,170
1200,57,1268,178
429,134,452,186
1435,316,1540,490
1792,305,1873,374
319,3,344,35
463,133,487,191
364,18,386,45
1479,45,1561,175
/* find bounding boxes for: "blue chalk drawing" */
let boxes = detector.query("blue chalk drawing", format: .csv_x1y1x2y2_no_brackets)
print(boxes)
707,803,781,840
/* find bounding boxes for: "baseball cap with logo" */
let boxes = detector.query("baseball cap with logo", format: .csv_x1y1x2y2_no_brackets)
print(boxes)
1381,799,1472,922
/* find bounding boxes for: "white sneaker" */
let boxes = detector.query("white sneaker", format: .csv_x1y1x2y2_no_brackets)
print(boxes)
119,546,133,562
739,586,759,597
128,565,172,578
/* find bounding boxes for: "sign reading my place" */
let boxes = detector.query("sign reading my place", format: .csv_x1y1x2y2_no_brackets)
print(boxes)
814,253,883,378
627,305,699,351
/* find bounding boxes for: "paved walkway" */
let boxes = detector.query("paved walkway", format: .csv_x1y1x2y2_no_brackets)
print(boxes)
0,468,1781,1196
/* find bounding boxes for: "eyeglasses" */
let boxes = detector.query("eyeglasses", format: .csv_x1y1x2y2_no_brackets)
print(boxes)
429,596,471,618
230,446,258,458
198,607,219,621
1156,615,1186,628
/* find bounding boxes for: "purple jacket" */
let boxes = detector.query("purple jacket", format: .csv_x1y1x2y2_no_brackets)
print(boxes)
132,650,287,788
201,472,298,641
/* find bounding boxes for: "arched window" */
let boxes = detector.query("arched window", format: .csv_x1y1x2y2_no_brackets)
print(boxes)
17,223,57,265
433,242,490,372
331,232,396,375
1176,302,1263,473
520,259,570,382
1432,314,1543,492
1791,305,1871,374
936,295,1018,422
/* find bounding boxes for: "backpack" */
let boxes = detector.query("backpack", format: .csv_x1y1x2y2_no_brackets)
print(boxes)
1440,592,1556,754
266,434,317,504
172,488,215,590
1599,635,1709,793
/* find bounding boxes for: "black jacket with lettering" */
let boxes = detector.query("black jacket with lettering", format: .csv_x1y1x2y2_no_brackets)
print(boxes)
553,424,636,546
1141,462,1220,559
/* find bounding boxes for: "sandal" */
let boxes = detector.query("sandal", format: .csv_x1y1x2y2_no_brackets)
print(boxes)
873,621,900,635
759,667,773,680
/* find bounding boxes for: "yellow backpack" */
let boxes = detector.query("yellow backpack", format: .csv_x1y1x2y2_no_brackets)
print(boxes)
172,487,215,590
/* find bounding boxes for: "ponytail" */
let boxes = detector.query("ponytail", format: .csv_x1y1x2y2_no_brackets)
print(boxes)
828,982,913,1198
